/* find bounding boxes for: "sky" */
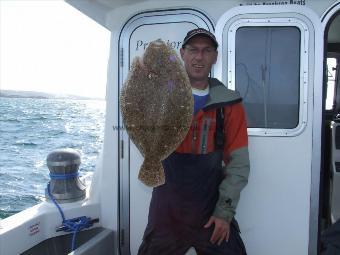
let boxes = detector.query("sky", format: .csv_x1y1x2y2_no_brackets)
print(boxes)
0,0,110,99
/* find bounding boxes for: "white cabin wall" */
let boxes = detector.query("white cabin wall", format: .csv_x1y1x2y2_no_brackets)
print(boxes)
97,30,120,231
102,0,339,28
240,134,313,253
65,0,110,29
95,0,335,254
307,0,339,16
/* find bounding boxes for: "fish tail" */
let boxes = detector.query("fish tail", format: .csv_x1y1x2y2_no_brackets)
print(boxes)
138,159,165,187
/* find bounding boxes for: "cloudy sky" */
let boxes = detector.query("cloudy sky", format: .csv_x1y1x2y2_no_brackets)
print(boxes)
0,0,110,98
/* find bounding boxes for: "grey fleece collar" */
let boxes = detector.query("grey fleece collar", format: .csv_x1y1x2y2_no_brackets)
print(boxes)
203,78,242,111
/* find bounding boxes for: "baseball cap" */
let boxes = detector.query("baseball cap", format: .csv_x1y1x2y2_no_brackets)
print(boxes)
182,28,218,49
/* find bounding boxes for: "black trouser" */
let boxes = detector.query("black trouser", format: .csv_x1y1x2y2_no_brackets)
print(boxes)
138,218,246,255
138,152,247,255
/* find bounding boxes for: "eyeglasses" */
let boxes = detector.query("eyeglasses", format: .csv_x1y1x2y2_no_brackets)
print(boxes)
184,46,216,56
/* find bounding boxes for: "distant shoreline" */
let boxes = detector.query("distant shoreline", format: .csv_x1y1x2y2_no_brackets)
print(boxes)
0,90,104,100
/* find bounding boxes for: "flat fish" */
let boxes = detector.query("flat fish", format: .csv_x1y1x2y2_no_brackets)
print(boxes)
120,39,193,187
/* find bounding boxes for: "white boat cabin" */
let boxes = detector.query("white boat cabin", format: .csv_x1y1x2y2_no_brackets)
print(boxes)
1,0,340,255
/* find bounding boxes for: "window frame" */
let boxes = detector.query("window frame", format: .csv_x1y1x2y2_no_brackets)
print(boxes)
227,18,309,136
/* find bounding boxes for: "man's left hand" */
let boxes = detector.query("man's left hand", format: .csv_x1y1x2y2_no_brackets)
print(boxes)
204,216,230,245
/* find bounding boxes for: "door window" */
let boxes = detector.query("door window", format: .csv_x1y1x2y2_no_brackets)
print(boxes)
223,18,309,136
235,26,300,129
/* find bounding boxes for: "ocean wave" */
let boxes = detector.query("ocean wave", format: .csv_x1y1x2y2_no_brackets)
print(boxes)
0,194,43,219
1,98,105,219
0,173,24,182
0,118,21,123
46,130,66,136
13,141,38,147
0,209,20,219
26,116,49,121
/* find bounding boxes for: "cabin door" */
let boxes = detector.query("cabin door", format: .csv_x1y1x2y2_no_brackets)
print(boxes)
118,9,214,255
214,6,323,255
320,0,340,240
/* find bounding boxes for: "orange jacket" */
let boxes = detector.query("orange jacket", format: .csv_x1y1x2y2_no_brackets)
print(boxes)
176,102,248,165
176,78,250,222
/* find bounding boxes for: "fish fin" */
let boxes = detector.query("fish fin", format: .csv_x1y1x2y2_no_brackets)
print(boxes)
138,160,165,187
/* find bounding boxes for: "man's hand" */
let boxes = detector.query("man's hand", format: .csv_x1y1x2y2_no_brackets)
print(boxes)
204,216,231,245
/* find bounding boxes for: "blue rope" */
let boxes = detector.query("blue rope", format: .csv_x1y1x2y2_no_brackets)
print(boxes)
47,181,93,251
49,172,79,180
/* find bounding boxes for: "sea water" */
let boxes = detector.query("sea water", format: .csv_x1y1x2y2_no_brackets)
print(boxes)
0,97,105,219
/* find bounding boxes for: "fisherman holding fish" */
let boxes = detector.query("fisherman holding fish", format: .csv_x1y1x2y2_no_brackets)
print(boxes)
138,28,250,254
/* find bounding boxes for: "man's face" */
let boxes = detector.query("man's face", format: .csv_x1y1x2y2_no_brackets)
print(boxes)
180,36,218,84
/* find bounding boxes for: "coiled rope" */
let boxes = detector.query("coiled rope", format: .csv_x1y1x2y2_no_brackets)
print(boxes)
47,173,93,251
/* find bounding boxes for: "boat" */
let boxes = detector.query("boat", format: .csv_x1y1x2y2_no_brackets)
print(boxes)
1,0,340,254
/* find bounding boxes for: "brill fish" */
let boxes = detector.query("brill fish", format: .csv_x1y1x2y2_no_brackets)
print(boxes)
120,39,193,187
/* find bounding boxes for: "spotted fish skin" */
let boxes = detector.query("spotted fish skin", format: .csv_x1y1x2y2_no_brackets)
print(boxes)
120,39,193,187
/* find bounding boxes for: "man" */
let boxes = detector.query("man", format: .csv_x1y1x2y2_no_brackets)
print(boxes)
138,28,250,255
